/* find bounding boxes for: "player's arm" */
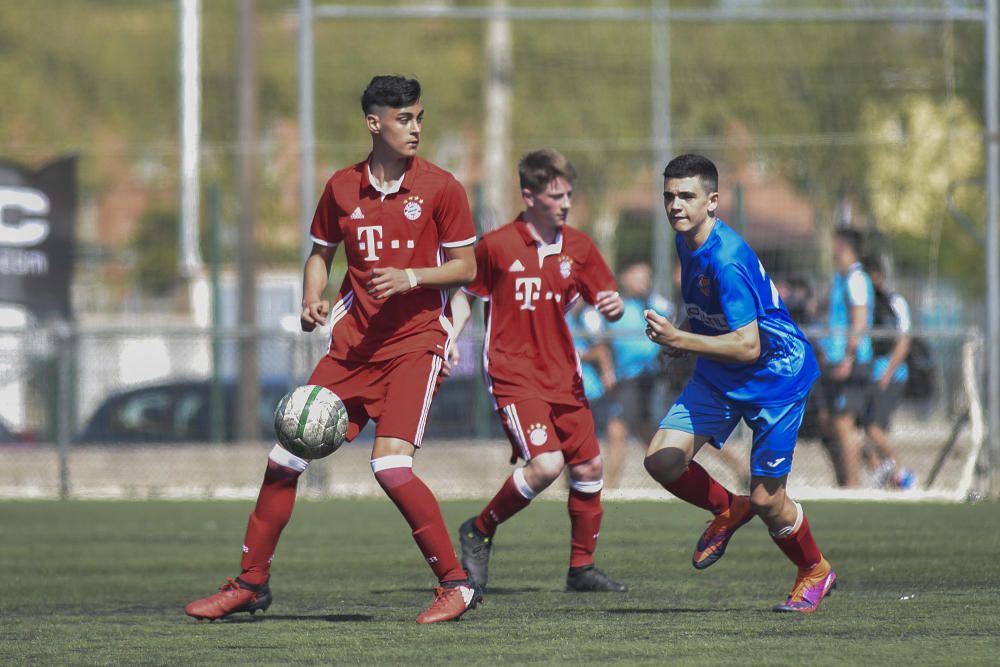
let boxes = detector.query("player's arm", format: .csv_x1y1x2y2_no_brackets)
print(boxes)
878,295,912,389
367,244,476,299
644,309,761,364
831,303,867,380
442,290,475,377
581,340,616,390
300,242,338,332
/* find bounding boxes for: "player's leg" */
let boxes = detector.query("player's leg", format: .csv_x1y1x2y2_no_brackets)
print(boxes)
185,356,368,621
864,382,914,488
643,379,753,569
604,415,629,489
746,399,836,613
460,400,564,588
559,404,627,592
373,352,480,624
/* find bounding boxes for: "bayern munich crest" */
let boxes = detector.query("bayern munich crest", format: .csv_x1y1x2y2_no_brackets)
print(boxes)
558,255,573,279
528,423,549,446
403,195,424,221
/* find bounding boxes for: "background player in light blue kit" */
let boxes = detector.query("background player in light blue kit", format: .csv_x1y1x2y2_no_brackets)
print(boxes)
642,154,837,613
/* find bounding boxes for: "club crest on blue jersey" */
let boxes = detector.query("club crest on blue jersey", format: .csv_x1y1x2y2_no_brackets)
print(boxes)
403,195,424,221
697,274,711,296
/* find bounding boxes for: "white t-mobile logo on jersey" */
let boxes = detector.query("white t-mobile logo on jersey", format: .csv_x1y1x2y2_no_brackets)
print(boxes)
357,225,384,261
514,277,542,310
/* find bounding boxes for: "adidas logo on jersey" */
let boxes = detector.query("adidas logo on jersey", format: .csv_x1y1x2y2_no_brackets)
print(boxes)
350,207,364,220
508,259,525,273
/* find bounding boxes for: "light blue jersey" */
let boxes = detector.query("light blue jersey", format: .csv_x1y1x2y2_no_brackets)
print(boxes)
603,295,674,381
821,262,874,365
676,219,819,406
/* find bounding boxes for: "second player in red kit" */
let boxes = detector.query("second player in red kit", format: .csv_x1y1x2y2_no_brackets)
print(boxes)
185,76,482,625
449,150,629,592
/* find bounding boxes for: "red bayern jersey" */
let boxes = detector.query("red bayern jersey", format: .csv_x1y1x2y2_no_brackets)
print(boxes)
464,215,617,408
310,156,476,362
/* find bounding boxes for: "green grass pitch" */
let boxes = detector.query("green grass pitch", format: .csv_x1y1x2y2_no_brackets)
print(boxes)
2,498,998,665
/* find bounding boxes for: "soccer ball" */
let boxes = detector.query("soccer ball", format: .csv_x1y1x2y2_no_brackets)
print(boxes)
273,385,349,460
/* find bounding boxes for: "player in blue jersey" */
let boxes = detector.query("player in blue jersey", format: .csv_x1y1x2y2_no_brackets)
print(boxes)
817,228,875,488
642,154,836,613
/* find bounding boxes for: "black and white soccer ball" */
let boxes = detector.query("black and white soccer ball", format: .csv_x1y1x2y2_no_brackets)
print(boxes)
273,385,348,460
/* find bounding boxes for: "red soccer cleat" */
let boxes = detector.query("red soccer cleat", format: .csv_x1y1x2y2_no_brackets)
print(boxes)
184,578,272,621
415,581,483,624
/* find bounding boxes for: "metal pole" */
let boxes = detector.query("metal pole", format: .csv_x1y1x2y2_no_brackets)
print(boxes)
984,0,999,495
236,0,260,443
179,0,203,279
297,0,316,260
208,185,225,444
56,324,72,499
651,0,673,301
483,0,512,232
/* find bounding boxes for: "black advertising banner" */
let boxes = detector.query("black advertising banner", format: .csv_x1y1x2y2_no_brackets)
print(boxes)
0,156,76,322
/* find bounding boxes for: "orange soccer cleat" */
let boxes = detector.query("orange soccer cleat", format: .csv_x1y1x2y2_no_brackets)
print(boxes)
692,495,755,570
184,578,272,621
773,558,837,613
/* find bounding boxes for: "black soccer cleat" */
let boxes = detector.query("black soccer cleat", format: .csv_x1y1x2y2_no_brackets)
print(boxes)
565,565,628,593
458,516,493,590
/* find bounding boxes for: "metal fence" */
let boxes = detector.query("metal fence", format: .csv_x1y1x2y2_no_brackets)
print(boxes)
0,323,987,501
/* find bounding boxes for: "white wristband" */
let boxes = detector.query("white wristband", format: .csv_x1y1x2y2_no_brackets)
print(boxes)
405,268,419,290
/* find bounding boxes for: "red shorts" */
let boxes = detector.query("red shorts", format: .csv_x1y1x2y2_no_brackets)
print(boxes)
308,351,443,447
497,398,600,466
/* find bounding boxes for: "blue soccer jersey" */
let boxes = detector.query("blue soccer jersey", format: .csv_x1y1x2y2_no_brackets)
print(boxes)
676,219,819,406
821,262,874,366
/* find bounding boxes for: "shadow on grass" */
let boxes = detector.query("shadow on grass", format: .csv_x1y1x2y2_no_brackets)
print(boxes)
221,613,374,623
604,607,744,614
370,586,543,595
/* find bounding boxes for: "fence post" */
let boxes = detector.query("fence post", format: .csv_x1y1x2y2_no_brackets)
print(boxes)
56,323,74,499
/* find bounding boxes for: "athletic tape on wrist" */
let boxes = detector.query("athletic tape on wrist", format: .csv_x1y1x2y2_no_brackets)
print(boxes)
269,443,310,472
405,268,419,290
569,478,604,494
370,455,414,473
512,467,539,500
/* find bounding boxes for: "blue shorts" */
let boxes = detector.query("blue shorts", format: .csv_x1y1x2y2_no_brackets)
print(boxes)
658,376,808,478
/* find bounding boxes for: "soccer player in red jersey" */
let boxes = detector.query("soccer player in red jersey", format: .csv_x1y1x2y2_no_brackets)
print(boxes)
448,150,628,592
185,76,482,624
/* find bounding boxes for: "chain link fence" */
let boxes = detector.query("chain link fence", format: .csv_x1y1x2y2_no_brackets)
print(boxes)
0,322,986,501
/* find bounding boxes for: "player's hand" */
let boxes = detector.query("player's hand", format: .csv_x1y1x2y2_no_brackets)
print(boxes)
595,290,624,320
644,308,685,356
878,373,892,391
830,358,853,381
300,299,330,332
367,267,416,300
441,339,461,378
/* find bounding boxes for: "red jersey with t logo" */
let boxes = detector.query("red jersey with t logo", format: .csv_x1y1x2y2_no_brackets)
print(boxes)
464,216,617,408
310,156,476,362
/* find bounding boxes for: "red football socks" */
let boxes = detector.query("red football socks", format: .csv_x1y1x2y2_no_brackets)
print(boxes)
568,488,603,568
373,463,466,584
664,460,733,515
772,514,823,570
239,459,302,587
475,474,533,536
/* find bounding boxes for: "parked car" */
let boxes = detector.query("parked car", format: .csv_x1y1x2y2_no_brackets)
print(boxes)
76,375,501,445
77,379,293,445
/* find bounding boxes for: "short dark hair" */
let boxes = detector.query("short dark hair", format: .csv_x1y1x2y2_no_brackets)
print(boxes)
360,76,421,114
863,252,888,276
834,227,864,259
663,154,719,193
518,149,577,193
